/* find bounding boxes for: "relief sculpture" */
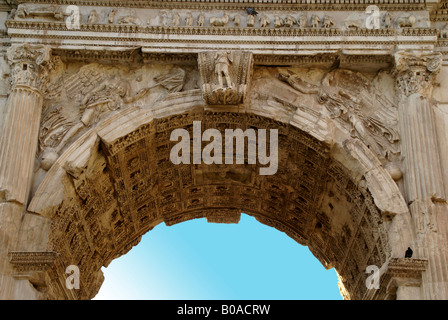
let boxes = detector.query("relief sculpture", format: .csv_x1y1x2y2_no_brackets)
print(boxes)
198,50,253,105
214,51,233,88
39,63,188,168
278,69,400,163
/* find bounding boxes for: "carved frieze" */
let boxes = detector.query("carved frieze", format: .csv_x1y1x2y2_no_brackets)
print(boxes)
8,251,58,275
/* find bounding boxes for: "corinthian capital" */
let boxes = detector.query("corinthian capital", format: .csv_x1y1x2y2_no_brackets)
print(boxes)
6,43,52,90
394,51,442,98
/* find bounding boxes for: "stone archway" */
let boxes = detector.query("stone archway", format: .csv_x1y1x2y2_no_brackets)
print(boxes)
22,82,412,300
1,0,448,301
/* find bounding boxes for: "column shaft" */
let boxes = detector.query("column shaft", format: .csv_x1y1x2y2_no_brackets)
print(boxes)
395,52,448,300
0,86,43,204
398,94,445,203
0,44,51,300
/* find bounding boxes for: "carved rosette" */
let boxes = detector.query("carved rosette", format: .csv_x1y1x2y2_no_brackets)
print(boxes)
6,43,52,91
198,50,253,105
394,52,442,98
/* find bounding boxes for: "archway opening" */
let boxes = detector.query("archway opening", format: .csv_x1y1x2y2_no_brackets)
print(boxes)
29,110,402,300
93,213,342,300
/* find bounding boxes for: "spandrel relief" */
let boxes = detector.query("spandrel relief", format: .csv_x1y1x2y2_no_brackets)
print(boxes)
39,62,196,170
273,68,400,163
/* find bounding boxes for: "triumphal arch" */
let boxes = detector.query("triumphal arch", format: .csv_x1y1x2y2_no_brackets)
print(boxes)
0,0,448,300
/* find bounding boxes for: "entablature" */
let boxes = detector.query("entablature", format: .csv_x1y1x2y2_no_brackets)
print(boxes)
2,1,447,67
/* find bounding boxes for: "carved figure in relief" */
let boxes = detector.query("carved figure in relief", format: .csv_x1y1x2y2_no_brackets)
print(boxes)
259,14,270,28
118,16,142,26
210,13,230,27
396,14,416,28
274,16,284,28
128,67,187,102
197,13,205,27
118,10,143,26
185,12,194,27
322,15,335,28
158,11,168,26
42,65,188,161
15,5,27,19
39,107,73,153
108,9,117,24
233,14,243,27
88,10,98,24
311,15,320,28
199,50,252,105
278,71,320,94
172,13,181,26
284,15,296,28
214,51,233,88
56,76,131,150
81,76,130,113
297,14,307,28
246,13,255,27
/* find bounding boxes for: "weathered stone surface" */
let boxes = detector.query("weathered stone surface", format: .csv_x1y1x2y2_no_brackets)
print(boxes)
0,0,448,300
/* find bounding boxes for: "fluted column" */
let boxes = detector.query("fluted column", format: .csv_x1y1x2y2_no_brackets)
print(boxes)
0,44,51,299
394,51,448,299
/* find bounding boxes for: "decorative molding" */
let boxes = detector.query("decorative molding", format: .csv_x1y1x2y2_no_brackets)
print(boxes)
8,251,58,275
387,258,428,278
394,51,443,98
4,25,438,63
12,0,427,11
430,1,448,21
6,43,52,90
53,48,142,64
364,258,428,300
5,20,438,38
384,258,428,298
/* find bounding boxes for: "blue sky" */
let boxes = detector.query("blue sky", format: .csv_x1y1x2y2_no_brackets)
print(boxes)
93,213,342,300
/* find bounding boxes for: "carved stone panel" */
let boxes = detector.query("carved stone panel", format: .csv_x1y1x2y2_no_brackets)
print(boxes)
198,50,253,105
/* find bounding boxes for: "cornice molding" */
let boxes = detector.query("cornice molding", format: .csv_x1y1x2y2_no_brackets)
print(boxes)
8,251,58,274
31,48,397,71
13,0,427,11
5,19,439,38
3,2,443,62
